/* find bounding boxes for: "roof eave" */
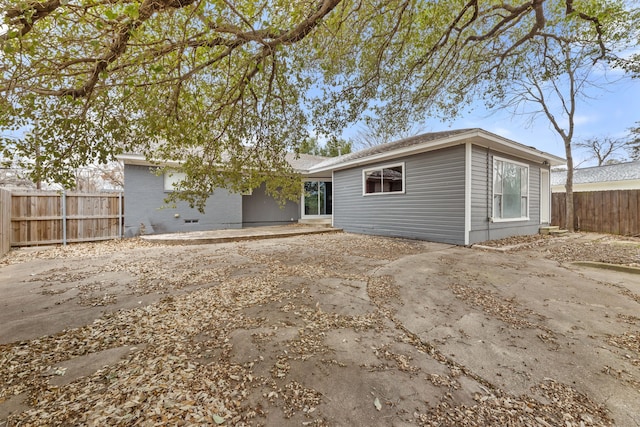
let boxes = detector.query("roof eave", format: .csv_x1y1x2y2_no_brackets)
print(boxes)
309,129,565,172
310,130,478,173
117,154,187,169
118,153,315,174
468,130,565,166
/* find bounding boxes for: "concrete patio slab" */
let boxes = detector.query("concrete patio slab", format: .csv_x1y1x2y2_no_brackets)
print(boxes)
139,224,342,245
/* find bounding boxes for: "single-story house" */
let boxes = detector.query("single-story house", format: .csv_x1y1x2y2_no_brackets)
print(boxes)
119,128,564,245
551,160,640,193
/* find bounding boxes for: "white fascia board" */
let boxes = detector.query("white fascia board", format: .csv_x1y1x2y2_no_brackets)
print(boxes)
331,169,335,227
116,154,183,168
116,153,148,165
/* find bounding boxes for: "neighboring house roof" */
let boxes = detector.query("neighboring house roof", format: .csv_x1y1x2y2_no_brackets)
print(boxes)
310,128,564,172
551,160,640,192
552,161,640,185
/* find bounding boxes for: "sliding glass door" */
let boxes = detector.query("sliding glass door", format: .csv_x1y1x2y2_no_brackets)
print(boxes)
303,181,332,216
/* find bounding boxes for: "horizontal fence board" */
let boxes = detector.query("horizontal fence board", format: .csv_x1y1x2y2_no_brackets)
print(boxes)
10,191,119,197
10,236,119,246
552,189,640,236
12,215,122,221
6,191,124,247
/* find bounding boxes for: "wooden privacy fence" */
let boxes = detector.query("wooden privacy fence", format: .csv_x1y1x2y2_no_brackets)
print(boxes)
0,189,10,257
7,191,123,248
552,190,640,236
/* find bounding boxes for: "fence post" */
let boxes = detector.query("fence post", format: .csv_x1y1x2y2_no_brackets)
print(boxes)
118,191,123,238
0,189,11,256
61,190,67,246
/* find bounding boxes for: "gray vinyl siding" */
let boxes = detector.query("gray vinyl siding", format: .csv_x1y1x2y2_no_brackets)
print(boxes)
123,164,242,237
333,145,466,245
468,145,544,244
242,183,299,227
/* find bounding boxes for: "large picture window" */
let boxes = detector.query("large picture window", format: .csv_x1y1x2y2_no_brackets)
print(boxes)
363,163,405,195
493,158,529,220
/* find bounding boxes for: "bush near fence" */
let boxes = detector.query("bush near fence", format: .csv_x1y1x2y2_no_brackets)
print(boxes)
552,190,640,236
0,191,123,256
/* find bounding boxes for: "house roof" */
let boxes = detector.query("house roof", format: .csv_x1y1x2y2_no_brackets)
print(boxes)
284,153,328,171
310,128,565,172
551,160,640,186
119,128,565,173
312,129,473,170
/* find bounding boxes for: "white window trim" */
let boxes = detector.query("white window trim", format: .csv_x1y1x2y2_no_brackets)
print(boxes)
331,170,335,227
362,162,406,196
491,156,529,222
540,169,550,224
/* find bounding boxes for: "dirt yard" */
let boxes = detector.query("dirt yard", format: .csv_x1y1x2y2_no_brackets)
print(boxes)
1,232,639,426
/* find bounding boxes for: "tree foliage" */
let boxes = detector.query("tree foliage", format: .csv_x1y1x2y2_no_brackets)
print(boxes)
627,123,640,160
0,0,635,209
298,137,351,157
609,4,640,79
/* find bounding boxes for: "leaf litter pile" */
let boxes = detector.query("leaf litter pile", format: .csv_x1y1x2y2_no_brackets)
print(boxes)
0,233,629,425
547,235,640,266
480,233,640,267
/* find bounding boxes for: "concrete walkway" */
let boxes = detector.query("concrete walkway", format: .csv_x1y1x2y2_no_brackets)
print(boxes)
140,224,342,245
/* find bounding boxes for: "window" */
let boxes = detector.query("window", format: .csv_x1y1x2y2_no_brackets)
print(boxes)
304,181,332,216
363,163,405,195
493,158,529,220
164,171,186,192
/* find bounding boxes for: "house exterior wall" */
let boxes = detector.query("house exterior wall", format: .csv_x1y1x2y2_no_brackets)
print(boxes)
469,145,545,243
332,145,466,245
123,164,242,237
242,183,300,227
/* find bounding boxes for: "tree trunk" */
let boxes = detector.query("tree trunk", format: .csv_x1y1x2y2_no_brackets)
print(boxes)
563,137,575,232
